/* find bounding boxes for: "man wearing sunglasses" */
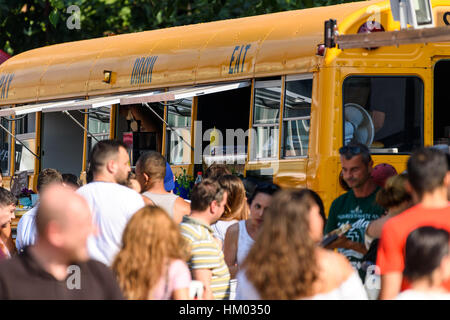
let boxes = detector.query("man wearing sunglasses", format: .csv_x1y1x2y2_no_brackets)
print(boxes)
324,143,385,278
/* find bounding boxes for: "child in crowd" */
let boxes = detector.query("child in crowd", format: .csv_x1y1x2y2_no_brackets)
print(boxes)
396,227,450,300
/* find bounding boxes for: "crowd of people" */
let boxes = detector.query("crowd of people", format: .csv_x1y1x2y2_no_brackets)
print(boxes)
0,139,448,300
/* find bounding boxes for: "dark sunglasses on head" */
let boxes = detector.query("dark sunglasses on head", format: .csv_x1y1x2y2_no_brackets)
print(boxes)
339,145,362,155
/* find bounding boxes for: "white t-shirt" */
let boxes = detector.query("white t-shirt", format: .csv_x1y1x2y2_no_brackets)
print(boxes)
236,270,368,300
396,289,450,300
77,181,145,266
211,220,238,244
235,270,261,300
306,272,368,300
15,206,39,252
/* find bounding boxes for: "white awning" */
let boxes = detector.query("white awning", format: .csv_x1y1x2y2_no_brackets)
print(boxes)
41,94,130,113
0,100,82,117
0,81,251,116
120,81,251,105
0,93,138,116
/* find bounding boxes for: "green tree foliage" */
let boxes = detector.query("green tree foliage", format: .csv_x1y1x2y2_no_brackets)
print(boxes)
0,0,360,56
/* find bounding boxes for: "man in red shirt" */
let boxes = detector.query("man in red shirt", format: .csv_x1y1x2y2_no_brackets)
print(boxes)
377,147,450,299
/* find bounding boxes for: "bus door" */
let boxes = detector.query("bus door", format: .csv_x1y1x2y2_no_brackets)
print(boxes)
38,97,118,178
40,110,84,175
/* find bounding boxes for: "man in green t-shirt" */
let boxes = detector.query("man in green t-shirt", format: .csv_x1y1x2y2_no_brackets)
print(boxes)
324,143,385,274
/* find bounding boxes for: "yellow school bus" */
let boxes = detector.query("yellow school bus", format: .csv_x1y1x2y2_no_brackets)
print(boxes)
0,0,449,213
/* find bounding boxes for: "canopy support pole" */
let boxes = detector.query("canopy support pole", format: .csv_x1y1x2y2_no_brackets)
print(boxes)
62,110,100,143
0,119,40,159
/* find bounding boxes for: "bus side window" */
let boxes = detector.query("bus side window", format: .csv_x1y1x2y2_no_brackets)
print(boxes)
251,79,281,160
15,113,36,174
0,118,10,176
166,99,192,165
86,106,111,169
282,77,312,158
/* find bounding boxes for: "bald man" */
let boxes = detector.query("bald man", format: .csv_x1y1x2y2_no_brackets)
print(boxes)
0,185,123,299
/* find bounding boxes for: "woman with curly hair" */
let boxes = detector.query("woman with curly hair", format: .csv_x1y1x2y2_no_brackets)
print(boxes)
236,189,367,300
211,175,249,246
112,206,191,300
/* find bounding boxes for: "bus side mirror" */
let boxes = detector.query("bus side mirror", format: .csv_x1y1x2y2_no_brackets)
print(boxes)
324,19,337,48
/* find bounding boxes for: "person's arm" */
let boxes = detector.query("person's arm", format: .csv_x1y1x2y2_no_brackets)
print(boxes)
376,219,404,300
223,224,239,279
173,198,191,224
172,288,190,300
325,235,368,255
0,224,15,256
366,216,388,240
379,272,403,300
371,110,386,132
192,269,214,300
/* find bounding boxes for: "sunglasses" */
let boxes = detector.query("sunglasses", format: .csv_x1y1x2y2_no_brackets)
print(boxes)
339,145,362,155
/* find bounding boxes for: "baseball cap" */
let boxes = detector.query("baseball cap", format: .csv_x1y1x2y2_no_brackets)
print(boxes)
371,163,398,188
164,162,175,192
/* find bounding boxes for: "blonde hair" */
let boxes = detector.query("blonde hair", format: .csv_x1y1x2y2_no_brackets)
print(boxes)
218,175,249,221
243,189,318,299
112,206,188,299
376,173,411,209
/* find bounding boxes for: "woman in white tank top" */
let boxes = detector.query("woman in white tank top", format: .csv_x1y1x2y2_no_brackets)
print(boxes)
223,184,280,279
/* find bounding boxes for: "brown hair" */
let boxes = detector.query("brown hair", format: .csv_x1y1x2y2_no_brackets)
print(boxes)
190,178,226,212
243,189,319,299
37,168,63,193
407,147,448,197
112,206,188,300
204,164,231,180
0,187,16,207
89,140,128,175
217,175,249,221
136,151,166,188
376,173,411,209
